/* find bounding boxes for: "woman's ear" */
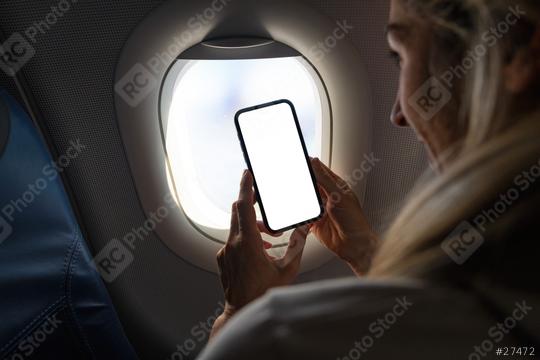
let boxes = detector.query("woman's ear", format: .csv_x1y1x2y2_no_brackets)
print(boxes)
503,25,540,94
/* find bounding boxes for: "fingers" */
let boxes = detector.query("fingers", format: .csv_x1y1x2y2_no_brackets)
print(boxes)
318,185,329,206
318,160,343,183
236,171,258,234
228,202,239,236
235,170,263,251
311,158,348,196
319,160,352,193
238,170,255,204
277,224,309,268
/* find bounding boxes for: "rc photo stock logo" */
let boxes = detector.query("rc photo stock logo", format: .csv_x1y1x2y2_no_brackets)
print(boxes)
93,239,135,283
0,33,36,77
114,63,158,108
0,0,79,77
441,221,485,265
0,215,13,245
441,155,540,265
408,77,452,121
309,20,354,61
93,192,177,282
115,0,233,107
0,138,86,246
408,5,525,122
8,313,63,359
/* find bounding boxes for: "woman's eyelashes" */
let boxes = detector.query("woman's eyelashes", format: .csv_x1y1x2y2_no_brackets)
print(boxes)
388,50,402,67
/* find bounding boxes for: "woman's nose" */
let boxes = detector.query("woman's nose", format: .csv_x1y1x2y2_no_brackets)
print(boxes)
390,96,409,127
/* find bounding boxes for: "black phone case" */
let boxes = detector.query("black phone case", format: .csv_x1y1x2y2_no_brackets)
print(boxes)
234,99,324,234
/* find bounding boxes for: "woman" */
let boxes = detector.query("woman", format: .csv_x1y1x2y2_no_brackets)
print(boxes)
200,0,540,359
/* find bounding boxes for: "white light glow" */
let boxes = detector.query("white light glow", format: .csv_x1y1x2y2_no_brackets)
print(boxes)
165,57,323,230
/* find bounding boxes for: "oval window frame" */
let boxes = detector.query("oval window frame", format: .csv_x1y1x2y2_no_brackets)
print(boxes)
159,43,332,249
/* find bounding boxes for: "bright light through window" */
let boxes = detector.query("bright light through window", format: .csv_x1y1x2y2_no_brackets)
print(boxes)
163,56,327,231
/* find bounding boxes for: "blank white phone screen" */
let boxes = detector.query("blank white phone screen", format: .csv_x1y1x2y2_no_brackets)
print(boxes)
237,102,321,231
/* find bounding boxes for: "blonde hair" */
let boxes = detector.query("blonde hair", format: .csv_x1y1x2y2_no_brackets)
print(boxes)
369,0,540,282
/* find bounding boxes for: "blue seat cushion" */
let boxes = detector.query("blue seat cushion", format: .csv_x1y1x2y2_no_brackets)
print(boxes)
0,89,137,359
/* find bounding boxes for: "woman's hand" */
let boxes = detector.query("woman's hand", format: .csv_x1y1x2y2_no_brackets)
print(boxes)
211,170,309,339
310,158,378,276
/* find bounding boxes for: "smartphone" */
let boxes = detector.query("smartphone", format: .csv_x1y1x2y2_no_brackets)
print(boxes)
235,99,324,233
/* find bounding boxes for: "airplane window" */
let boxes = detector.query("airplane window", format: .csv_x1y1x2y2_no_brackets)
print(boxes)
161,55,328,235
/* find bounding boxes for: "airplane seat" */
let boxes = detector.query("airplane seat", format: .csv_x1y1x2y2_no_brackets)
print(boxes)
0,89,137,359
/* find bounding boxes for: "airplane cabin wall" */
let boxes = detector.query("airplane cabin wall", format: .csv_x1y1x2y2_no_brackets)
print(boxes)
0,1,427,358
